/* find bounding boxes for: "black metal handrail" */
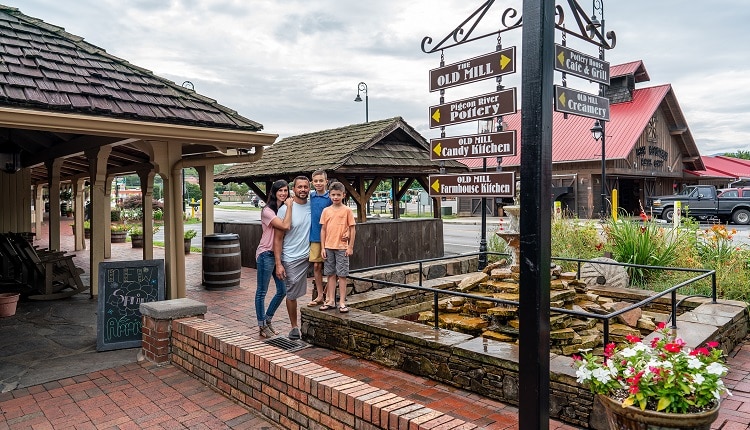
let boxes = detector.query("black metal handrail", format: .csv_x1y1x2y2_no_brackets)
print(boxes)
348,252,717,347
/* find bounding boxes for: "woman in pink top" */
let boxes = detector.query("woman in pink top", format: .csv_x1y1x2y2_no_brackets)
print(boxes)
255,179,292,338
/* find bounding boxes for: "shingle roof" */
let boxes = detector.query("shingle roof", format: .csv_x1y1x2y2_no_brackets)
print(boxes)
0,4,263,131
462,84,702,171
216,117,466,181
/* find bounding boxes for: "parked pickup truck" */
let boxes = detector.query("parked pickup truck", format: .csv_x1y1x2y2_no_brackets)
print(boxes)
647,185,750,224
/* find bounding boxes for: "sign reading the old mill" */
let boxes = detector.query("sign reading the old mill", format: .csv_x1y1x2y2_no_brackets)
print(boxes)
554,45,610,85
429,47,516,92
430,131,516,160
429,88,517,128
429,172,515,197
554,86,610,121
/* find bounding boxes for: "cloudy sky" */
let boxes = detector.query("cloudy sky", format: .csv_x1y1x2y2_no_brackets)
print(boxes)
16,0,750,155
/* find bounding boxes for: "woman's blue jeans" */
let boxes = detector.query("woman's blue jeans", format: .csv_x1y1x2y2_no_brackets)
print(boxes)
255,251,287,326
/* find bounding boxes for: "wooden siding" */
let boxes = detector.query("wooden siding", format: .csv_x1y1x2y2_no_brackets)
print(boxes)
214,218,444,270
0,169,31,233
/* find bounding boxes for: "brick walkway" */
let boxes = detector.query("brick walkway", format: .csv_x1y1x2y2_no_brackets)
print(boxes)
1,220,749,429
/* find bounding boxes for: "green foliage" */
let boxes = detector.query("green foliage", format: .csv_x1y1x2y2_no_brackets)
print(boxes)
111,209,122,222
110,223,130,232
185,182,202,201
486,230,512,263
184,229,197,240
603,219,687,285
551,217,604,271
723,150,750,160
153,208,163,221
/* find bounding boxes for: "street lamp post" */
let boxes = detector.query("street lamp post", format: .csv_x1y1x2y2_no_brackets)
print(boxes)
591,121,606,218
354,82,368,123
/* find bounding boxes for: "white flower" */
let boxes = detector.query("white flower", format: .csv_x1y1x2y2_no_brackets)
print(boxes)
693,373,705,385
576,366,592,384
620,347,637,358
687,357,704,370
706,362,727,376
592,367,612,384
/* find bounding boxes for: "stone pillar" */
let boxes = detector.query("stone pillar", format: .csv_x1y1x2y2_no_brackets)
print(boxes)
34,184,44,241
139,298,206,364
45,158,63,251
138,169,156,260
196,165,215,237
86,146,112,297
104,177,114,259
72,178,86,251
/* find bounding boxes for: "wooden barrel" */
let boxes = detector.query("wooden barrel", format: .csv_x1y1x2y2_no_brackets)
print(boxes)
202,233,242,289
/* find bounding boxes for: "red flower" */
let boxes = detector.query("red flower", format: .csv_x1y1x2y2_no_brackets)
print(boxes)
664,343,682,353
639,211,648,222
650,338,660,348
572,354,582,361
595,243,603,251
706,341,719,348
604,343,616,358
626,334,641,344
690,347,710,357
656,322,667,330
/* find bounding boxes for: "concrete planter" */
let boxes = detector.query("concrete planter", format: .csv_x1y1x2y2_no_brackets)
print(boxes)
0,292,20,317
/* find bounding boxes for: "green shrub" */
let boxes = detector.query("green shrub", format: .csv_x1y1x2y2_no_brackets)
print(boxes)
551,217,604,271
603,219,690,286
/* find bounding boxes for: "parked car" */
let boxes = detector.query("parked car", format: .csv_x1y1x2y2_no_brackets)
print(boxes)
213,196,220,205
647,185,750,224
251,195,265,208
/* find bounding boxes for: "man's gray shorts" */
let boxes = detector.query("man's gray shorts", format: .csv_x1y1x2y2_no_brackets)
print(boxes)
283,257,309,300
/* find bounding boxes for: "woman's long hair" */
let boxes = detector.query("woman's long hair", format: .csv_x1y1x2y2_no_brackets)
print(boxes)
266,179,288,214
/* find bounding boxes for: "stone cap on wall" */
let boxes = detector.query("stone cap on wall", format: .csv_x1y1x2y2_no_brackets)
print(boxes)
140,298,207,319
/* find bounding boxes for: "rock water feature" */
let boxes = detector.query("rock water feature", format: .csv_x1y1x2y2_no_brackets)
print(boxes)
417,205,660,356
416,260,663,356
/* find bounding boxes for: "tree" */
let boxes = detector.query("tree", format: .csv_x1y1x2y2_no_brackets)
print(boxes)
724,151,750,160
185,182,202,201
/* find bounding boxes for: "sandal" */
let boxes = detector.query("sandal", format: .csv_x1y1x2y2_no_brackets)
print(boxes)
338,305,349,313
319,303,335,311
307,299,324,307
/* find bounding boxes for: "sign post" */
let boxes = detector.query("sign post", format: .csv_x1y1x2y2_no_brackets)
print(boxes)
429,47,516,92
429,172,515,197
429,88,517,128
430,131,516,160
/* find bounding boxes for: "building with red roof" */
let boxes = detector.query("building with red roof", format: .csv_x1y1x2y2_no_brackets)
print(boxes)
460,61,707,218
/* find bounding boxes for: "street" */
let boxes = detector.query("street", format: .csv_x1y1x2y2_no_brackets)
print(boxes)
158,203,750,255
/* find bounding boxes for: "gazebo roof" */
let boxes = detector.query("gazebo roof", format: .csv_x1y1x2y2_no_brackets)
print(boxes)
217,117,467,182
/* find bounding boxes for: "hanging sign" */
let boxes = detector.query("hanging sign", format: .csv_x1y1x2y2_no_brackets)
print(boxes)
430,131,516,160
554,44,610,85
554,86,610,121
429,172,515,197
429,47,516,92
429,88,517,128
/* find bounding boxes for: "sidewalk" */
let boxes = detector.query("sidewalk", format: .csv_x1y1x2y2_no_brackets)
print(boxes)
1,219,749,429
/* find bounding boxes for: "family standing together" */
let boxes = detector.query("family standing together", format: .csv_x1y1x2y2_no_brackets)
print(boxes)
254,170,356,340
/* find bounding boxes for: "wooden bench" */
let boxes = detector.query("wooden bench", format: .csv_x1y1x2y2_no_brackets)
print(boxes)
4,233,86,300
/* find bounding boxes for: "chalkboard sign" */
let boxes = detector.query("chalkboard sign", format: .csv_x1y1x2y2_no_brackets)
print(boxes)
97,259,165,352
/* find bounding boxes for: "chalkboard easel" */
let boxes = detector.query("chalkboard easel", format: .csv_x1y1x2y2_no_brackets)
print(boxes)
97,259,165,352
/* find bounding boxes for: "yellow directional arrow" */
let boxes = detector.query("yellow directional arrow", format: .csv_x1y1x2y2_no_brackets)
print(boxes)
559,92,567,106
431,108,441,123
433,142,442,156
500,54,511,70
557,51,565,66
431,179,440,193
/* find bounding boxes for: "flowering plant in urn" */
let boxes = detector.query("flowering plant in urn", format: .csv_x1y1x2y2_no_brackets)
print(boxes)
573,322,730,414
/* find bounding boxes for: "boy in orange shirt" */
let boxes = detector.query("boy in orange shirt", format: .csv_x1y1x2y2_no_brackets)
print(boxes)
319,182,356,313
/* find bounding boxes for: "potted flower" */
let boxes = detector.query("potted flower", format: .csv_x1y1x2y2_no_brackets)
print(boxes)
83,220,90,239
129,225,160,248
184,229,197,254
110,224,130,243
573,323,730,429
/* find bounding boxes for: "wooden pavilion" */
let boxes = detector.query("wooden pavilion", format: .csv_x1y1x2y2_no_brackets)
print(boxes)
216,117,467,223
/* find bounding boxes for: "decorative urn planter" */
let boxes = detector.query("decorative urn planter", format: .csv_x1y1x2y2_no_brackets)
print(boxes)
597,394,720,430
184,238,192,254
0,292,20,317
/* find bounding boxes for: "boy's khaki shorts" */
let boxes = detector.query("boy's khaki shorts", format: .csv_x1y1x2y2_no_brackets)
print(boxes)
309,242,324,263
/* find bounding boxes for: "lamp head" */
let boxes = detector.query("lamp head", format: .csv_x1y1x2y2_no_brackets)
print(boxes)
591,121,603,141
354,94,362,102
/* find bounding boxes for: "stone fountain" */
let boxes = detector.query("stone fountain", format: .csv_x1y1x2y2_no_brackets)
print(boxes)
496,205,520,264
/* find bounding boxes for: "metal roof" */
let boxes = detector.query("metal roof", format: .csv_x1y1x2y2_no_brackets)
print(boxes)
690,156,750,178
610,60,650,83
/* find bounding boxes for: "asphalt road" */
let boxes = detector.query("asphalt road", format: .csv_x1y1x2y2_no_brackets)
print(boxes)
156,203,750,255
